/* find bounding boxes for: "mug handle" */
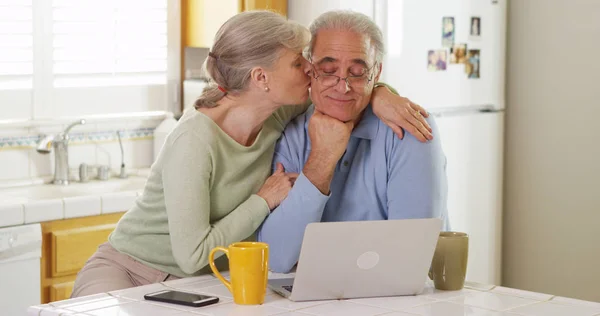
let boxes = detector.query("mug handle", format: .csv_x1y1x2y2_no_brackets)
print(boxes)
209,246,233,293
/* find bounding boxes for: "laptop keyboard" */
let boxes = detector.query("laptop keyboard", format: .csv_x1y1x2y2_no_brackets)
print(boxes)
283,285,293,292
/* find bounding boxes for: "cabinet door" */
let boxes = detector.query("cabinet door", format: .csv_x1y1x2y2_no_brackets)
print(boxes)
51,224,117,278
41,213,124,304
183,0,241,48
50,281,74,302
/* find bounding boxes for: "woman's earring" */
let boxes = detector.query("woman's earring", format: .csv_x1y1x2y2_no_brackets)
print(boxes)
264,86,270,92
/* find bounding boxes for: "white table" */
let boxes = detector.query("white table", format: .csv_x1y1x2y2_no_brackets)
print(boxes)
28,272,600,316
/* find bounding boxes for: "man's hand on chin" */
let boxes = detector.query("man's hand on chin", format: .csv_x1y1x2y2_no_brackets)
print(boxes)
303,109,354,195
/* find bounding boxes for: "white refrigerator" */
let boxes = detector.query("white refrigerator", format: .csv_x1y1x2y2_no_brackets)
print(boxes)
289,0,506,285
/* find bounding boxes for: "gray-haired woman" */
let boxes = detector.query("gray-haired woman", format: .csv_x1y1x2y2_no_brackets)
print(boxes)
72,10,432,297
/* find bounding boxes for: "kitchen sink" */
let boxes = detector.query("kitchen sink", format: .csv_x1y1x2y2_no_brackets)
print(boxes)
0,176,147,202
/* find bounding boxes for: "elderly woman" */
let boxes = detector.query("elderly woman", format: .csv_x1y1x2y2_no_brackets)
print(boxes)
71,10,433,297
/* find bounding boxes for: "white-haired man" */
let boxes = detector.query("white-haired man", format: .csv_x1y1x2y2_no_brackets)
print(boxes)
257,11,449,273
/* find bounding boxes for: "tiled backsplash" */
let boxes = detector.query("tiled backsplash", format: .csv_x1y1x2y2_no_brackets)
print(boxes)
0,123,159,183
0,128,154,149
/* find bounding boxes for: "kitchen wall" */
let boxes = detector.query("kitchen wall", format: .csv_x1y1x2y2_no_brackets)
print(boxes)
503,0,600,302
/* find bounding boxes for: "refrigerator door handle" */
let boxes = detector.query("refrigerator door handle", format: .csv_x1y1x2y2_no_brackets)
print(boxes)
429,104,504,117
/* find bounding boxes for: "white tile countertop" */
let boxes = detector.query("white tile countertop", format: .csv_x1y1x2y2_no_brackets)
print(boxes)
28,272,600,316
0,169,150,228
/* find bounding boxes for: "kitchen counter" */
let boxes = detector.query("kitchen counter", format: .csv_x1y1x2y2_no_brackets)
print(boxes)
27,272,600,316
0,169,150,228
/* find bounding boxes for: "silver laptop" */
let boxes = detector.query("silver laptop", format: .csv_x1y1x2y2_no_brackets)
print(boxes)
268,218,442,301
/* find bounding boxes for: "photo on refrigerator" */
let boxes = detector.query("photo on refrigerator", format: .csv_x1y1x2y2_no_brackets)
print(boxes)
470,16,481,38
442,16,455,47
427,50,448,71
466,49,480,78
450,43,467,64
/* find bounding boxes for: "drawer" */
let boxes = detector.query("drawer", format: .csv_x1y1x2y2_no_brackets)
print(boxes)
50,224,116,278
50,281,74,302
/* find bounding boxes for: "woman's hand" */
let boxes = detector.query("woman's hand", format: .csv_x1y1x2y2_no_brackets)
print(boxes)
371,85,433,142
257,163,298,210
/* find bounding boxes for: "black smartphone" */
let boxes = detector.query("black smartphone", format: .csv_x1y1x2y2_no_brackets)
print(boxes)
144,290,219,307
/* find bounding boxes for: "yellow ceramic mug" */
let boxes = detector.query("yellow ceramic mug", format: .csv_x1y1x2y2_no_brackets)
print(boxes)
209,242,269,305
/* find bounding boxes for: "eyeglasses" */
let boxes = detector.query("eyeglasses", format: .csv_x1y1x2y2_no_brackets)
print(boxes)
309,61,377,90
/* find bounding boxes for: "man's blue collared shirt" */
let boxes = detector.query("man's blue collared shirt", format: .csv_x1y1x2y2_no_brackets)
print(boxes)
258,105,448,273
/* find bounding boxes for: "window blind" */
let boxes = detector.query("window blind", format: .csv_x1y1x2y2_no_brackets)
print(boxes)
51,0,168,87
0,0,33,90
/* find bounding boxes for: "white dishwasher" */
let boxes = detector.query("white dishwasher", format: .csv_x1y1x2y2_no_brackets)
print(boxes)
0,223,42,315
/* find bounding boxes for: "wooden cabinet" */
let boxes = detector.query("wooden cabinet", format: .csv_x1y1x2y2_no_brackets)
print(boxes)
182,0,242,48
182,0,287,48
40,213,124,304
50,281,75,302
242,0,287,16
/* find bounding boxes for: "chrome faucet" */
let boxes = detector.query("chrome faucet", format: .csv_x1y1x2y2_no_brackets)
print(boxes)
36,119,86,185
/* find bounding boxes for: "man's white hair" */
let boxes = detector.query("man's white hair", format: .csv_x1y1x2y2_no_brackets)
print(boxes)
306,10,385,66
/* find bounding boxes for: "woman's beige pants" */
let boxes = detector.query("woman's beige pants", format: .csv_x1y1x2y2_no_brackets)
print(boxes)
71,242,179,298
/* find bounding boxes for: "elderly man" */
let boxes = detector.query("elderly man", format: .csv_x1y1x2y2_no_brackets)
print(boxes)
257,11,449,273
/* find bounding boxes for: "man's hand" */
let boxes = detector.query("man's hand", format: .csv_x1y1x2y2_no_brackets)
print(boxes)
303,110,354,194
371,85,433,142
308,110,354,162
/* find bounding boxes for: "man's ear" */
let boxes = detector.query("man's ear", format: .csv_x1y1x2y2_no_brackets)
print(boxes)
374,63,383,82
250,67,269,89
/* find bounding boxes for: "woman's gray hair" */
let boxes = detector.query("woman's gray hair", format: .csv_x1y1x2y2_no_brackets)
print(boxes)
306,10,385,66
195,11,310,108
